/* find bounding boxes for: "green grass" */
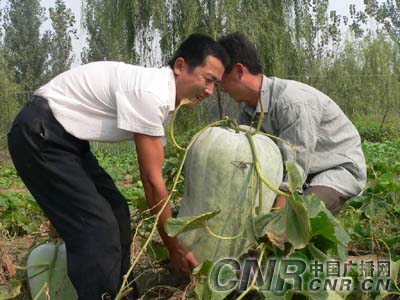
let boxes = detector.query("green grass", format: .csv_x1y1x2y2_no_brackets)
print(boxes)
338,140,400,259
0,166,25,190
353,116,400,142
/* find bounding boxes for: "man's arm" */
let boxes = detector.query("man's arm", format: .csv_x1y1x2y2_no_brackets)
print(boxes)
133,133,198,275
273,103,319,208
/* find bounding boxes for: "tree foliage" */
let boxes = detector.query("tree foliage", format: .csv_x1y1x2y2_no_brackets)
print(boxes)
79,0,398,119
0,0,398,123
2,0,50,90
364,0,400,45
47,0,77,79
81,0,136,63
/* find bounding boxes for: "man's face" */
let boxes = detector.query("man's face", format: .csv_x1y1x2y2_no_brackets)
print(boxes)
220,68,246,103
175,55,225,106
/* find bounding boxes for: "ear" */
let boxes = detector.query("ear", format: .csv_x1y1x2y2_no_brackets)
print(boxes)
235,63,245,79
173,57,186,75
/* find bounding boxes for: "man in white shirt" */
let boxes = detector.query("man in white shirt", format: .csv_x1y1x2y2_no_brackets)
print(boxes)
8,33,229,300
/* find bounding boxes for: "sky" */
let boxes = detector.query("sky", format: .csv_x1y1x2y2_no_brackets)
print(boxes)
1,0,368,67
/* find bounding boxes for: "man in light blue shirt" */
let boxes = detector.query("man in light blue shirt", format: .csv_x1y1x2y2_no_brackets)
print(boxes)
219,32,366,214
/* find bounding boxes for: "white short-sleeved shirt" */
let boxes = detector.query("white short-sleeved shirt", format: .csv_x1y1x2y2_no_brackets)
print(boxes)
35,61,176,142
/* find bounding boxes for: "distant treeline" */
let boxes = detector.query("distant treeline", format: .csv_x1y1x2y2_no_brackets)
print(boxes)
0,0,399,119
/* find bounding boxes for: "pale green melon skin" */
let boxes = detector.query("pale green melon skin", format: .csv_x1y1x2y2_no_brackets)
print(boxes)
27,242,78,300
178,126,283,263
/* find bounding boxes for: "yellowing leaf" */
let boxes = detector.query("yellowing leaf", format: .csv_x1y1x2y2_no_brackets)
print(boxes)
266,230,287,251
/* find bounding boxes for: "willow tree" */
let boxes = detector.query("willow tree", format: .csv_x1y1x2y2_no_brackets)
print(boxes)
83,0,382,123
81,0,137,63
82,0,330,73
359,33,400,117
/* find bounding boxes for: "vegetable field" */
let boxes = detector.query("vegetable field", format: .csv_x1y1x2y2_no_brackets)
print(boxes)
0,119,399,299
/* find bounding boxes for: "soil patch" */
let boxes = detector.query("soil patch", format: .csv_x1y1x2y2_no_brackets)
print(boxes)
0,150,12,167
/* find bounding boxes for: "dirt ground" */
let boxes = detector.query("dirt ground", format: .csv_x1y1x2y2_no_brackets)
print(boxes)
0,150,12,167
131,239,192,299
0,149,192,299
0,231,192,299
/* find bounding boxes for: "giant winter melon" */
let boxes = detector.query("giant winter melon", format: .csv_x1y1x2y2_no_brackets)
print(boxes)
178,126,283,262
27,241,77,300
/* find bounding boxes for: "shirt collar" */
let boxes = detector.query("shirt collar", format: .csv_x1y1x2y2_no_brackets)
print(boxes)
166,66,176,111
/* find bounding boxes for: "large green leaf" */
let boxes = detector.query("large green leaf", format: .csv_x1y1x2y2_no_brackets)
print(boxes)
283,161,310,249
310,212,336,242
302,195,324,218
0,281,21,300
286,194,310,249
165,210,221,237
286,161,303,194
193,260,236,300
303,195,350,260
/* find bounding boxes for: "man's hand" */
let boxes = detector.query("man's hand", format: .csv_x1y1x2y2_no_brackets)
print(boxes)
169,242,199,276
274,195,287,209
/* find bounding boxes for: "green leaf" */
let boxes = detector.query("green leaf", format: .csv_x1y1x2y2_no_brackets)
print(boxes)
253,210,282,237
310,212,336,241
165,210,221,237
285,194,310,249
193,260,235,300
383,236,400,248
303,195,324,218
261,291,287,300
390,260,400,286
147,242,169,260
308,243,329,262
304,195,350,259
372,260,400,300
216,264,237,287
193,260,214,276
245,218,257,244
0,281,21,300
285,161,303,194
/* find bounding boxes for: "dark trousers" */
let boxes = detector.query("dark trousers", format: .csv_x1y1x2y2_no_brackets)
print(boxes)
7,96,138,300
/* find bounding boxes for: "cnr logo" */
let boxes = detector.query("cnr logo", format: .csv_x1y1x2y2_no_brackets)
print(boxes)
209,257,307,293
208,257,392,294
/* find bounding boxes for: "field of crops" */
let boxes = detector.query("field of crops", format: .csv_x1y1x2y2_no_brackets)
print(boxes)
0,123,399,299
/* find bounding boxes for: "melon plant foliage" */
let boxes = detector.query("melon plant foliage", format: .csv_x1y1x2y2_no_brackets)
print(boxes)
166,161,355,299
164,103,399,300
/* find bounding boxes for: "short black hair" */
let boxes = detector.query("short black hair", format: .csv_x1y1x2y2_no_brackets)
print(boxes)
168,33,230,70
218,32,263,75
